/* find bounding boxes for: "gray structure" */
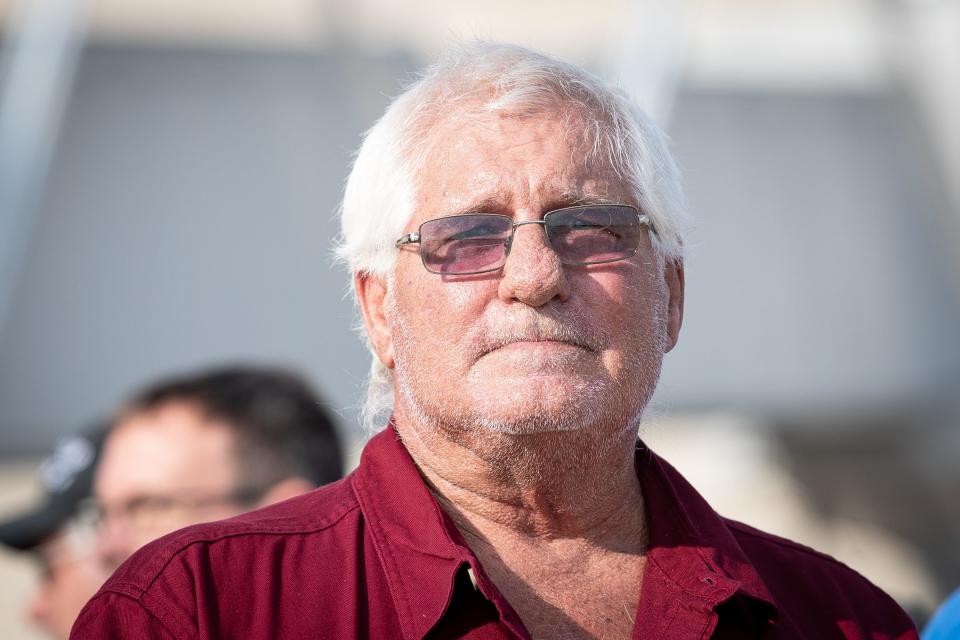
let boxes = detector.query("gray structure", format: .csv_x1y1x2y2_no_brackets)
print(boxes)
0,46,415,449
661,89,960,414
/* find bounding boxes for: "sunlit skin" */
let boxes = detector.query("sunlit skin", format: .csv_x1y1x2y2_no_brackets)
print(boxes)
356,105,684,639
94,401,311,571
27,531,109,640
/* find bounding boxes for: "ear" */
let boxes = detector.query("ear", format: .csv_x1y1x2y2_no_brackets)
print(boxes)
256,477,315,507
354,272,396,369
663,258,685,353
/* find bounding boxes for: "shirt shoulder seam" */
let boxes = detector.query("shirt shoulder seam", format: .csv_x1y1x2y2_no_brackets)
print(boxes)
725,519,893,596
86,587,186,639
130,500,361,597
727,519,845,564
726,519,916,626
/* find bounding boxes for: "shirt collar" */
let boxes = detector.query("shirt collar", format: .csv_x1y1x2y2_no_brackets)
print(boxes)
350,423,466,640
352,423,779,639
637,442,780,634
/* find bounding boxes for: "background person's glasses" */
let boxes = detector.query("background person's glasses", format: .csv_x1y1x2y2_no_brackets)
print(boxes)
395,204,654,275
84,485,269,533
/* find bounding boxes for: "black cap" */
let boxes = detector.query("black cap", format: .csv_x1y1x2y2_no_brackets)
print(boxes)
0,426,107,551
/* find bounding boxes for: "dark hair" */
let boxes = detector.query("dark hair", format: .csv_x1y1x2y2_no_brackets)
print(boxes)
122,365,343,490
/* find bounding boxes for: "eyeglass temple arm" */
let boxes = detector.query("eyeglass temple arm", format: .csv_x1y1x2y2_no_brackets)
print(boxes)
395,232,420,248
638,214,658,236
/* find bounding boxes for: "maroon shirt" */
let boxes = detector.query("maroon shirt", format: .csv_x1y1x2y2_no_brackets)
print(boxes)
72,426,917,639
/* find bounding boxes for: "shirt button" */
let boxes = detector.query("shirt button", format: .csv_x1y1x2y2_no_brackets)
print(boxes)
700,575,717,585
467,567,480,591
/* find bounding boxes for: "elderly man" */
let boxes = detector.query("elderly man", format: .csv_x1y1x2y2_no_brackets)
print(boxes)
72,43,916,639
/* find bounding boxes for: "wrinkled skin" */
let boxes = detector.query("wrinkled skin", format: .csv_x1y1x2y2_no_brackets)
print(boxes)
359,109,683,457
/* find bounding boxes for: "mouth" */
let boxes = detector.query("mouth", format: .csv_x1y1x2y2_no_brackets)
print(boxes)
473,309,603,362
480,337,595,358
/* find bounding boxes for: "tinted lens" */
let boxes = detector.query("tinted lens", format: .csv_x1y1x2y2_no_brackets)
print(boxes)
545,205,642,265
419,214,513,274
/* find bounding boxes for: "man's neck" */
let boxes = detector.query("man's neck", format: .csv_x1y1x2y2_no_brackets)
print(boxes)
393,408,647,547
394,411,648,639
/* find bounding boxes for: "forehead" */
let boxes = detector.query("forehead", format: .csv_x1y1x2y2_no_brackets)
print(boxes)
414,108,631,221
95,402,236,501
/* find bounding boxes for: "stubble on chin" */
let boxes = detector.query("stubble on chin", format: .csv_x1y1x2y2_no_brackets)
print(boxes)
388,286,668,443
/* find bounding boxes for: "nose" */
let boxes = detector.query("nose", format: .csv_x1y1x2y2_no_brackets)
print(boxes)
498,221,570,307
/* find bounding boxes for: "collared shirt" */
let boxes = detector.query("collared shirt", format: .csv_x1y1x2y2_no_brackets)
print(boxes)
71,425,917,639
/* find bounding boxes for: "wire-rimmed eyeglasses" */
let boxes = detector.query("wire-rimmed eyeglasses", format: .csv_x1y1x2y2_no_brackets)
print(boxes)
395,204,654,275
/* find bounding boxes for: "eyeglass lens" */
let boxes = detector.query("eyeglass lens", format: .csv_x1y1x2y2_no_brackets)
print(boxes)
418,205,643,275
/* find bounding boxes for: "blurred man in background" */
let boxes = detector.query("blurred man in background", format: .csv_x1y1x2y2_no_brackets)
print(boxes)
93,365,343,571
0,427,110,639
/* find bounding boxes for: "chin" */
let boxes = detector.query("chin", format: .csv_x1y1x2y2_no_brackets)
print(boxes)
468,378,613,435
472,412,592,435
397,363,651,440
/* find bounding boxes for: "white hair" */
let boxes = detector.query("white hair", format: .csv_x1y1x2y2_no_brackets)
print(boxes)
336,41,690,433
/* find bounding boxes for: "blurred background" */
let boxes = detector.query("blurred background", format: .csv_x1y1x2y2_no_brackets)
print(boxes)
0,0,957,635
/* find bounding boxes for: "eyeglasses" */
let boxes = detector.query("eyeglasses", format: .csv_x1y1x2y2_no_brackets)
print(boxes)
85,486,268,532
395,204,653,275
